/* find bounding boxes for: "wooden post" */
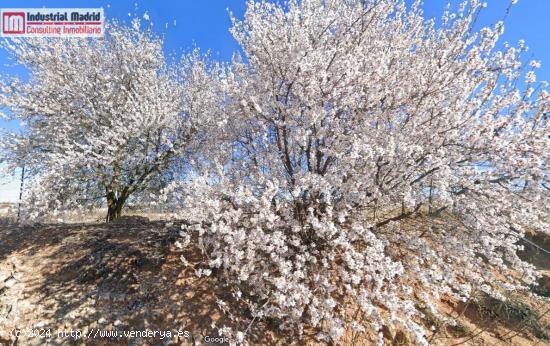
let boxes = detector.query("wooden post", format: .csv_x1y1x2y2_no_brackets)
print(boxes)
16,164,25,223
428,176,434,216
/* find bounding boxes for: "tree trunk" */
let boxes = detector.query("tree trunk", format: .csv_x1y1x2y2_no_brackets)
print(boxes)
106,192,126,223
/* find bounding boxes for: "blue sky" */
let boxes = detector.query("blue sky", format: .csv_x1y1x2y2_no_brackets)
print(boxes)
1,0,549,201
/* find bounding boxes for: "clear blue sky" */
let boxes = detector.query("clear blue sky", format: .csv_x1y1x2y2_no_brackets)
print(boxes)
1,0,549,201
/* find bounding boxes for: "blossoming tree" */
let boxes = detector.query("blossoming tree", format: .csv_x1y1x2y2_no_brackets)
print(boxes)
0,19,220,221
170,0,549,343
0,0,548,343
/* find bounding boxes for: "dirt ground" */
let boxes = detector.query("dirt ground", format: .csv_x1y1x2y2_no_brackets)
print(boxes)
0,218,280,345
0,218,548,345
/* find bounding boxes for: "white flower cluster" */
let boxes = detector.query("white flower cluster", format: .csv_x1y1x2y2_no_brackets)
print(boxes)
174,177,427,343
170,0,549,343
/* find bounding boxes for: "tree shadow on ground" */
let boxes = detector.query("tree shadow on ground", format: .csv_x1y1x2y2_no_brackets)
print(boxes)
0,222,86,263
1,219,286,345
